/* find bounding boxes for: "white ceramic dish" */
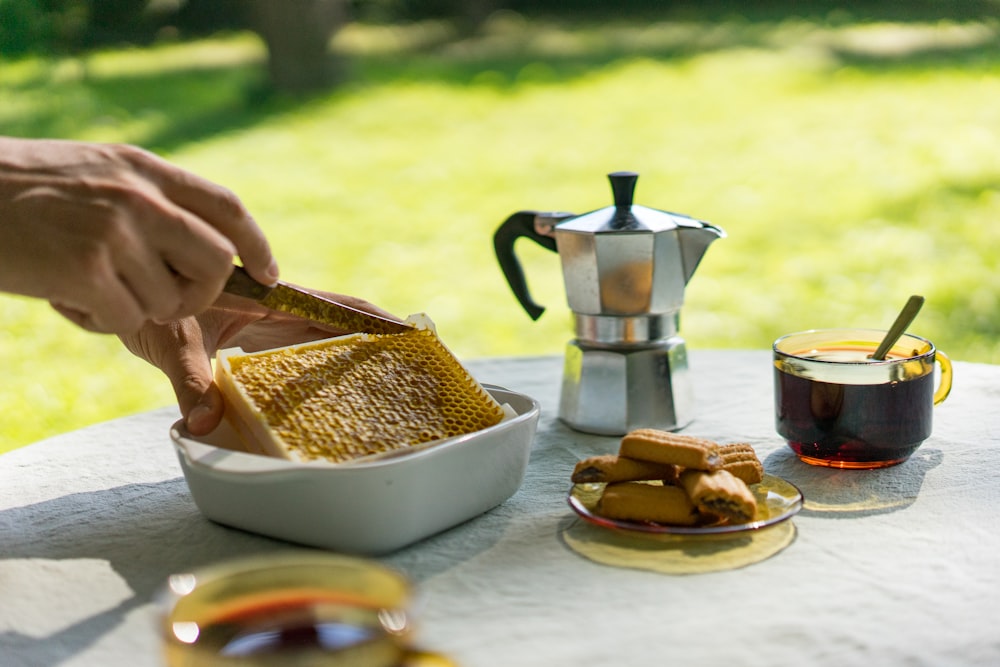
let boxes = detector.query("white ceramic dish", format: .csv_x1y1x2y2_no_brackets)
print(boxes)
171,385,540,555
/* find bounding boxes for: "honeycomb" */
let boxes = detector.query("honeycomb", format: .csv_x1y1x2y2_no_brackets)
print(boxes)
216,325,507,463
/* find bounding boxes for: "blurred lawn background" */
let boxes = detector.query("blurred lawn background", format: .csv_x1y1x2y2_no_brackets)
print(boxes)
3,3,1000,453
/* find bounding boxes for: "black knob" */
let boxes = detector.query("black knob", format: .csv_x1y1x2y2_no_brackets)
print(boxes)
609,171,639,208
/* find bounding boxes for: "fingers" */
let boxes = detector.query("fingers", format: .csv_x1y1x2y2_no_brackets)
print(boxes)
0,138,281,338
94,164,243,321
141,203,237,318
121,318,226,434
7,144,276,332
50,302,102,332
161,321,223,434
48,253,149,333
26,187,229,332
124,146,279,285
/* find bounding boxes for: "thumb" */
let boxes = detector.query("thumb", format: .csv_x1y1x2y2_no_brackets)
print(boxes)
184,382,225,436
159,321,225,436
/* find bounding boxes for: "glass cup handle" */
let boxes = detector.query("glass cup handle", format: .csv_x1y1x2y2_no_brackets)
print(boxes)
933,350,953,405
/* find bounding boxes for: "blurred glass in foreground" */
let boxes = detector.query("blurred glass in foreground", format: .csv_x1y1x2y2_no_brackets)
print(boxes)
156,551,455,666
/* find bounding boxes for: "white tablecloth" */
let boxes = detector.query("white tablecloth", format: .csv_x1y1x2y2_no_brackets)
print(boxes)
2,351,998,666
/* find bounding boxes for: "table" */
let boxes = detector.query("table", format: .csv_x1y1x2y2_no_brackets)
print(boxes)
2,351,999,666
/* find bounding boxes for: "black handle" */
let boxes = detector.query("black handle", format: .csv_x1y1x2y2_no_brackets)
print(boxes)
223,264,273,301
493,211,559,320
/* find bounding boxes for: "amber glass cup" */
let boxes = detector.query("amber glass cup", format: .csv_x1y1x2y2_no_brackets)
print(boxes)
773,328,952,469
156,552,452,667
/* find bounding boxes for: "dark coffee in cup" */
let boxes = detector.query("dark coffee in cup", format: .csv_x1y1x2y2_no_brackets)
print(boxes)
773,329,951,469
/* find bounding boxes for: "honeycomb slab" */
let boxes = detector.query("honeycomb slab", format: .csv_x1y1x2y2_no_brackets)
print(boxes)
216,323,506,464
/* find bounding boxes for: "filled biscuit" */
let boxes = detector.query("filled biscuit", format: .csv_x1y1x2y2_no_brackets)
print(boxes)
577,430,765,527
572,454,680,485
618,429,722,471
597,482,702,526
679,469,758,524
719,443,765,485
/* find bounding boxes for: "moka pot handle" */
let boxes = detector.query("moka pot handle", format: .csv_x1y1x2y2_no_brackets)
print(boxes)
492,210,571,321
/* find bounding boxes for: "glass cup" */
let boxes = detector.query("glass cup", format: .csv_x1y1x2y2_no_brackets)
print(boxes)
773,328,952,469
156,552,452,667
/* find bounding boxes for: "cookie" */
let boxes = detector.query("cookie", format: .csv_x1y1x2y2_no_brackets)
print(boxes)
571,454,680,485
619,429,722,471
678,469,758,524
596,482,702,526
719,442,764,485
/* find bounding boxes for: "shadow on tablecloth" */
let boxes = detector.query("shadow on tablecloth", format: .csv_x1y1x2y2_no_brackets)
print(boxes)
763,447,944,517
0,478,301,664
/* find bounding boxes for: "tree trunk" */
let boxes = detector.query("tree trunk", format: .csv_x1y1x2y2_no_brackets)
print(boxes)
248,0,350,94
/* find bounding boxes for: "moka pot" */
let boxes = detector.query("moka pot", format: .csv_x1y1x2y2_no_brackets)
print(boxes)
493,171,724,435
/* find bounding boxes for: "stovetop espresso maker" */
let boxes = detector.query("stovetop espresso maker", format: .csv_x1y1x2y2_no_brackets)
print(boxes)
494,171,724,435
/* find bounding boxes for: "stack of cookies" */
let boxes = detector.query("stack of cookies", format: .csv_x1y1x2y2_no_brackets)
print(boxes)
571,429,765,527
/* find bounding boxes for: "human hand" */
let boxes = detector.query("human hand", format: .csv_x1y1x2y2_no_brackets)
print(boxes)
120,290,401,435
0,137,278,334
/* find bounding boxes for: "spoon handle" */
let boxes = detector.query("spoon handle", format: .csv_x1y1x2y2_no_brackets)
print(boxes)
871,294,925,360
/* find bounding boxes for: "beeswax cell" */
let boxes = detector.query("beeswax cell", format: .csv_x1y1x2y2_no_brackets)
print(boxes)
218,327,505,464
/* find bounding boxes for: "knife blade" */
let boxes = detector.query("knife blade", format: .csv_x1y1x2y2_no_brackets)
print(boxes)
222,265,414,335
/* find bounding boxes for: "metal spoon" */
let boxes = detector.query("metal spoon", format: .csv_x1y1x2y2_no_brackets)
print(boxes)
871,294,925,360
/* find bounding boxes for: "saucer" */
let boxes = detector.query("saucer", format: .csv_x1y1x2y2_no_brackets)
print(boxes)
568,474,803,536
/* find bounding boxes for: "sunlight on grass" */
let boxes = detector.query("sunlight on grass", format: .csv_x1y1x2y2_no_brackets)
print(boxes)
0,35,266,144
3,12,1000,452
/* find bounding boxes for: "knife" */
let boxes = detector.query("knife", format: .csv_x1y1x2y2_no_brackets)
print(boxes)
222,265,414,335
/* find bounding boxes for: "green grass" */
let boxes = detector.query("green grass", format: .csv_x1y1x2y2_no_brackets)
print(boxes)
4,8,1000,452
